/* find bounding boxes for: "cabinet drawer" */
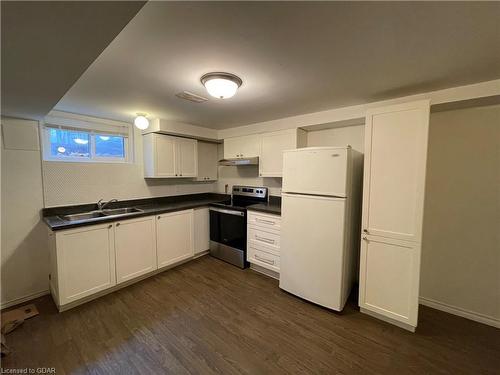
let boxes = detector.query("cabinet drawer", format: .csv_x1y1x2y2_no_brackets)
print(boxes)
248,245,280,272
248,227,280,252
248,211,281,231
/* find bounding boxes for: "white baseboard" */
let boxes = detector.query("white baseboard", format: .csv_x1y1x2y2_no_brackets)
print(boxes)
1,290,50,310
419,297,500,329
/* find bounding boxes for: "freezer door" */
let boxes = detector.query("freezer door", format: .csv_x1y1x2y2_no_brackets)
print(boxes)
279,193,348,311
282,147,349,197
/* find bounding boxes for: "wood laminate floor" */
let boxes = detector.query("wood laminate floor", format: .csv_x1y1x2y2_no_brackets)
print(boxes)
1,255,499,374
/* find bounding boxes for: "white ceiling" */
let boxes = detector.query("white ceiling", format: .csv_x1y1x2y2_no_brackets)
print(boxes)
1,1,145,120
55,2,500,129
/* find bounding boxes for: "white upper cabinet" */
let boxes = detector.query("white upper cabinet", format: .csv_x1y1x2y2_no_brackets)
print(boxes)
114,216,157,284
153,134,177,177
143,133,197,178
359,100,430,331
223,134,260,159
195,141,218,181
177,137,198,177
259,129,306,177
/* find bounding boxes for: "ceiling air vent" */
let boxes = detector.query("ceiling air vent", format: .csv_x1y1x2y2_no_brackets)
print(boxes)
175,91,208,103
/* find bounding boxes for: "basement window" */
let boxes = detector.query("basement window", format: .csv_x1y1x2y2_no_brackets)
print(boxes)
42,116,132,163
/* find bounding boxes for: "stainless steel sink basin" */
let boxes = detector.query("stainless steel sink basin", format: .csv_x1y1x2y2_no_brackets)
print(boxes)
59,207,143,222
60,211,107,221
101,207,143,216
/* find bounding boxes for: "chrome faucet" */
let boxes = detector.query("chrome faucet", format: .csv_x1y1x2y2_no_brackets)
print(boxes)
97,199,118,210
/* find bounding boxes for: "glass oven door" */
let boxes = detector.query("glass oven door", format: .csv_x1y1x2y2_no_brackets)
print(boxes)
209,207,246,251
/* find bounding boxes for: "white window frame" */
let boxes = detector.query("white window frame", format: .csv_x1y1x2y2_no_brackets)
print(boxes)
41,112,133,164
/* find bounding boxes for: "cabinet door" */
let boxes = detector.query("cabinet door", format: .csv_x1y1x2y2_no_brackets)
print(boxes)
193,207,210,254
196,141,218,181
363,100,430,242
260,130,297,177
223,137,241,159
155,134,177,177
224,134,260,159
359,235,420,327
57,223,115,305
157,210,194,268
177,138,198,177
240,134,261,158
115,216,157,284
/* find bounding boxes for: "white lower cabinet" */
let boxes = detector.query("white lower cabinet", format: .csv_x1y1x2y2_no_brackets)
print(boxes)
247,211,281,274
115,216,157,284
193,207,210,254
52,223,116,306
156,209,194,268
359,235,421,328
49,210,197,311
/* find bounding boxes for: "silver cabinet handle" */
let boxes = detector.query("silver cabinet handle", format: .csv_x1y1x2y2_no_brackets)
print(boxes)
363,229,369,233
255,254,275,265
108,224,112,229
116,223,120,226
256,218,275,225
362,237,368,241
255,235,275,244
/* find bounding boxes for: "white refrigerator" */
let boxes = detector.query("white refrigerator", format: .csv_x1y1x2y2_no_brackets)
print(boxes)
279,146,359,311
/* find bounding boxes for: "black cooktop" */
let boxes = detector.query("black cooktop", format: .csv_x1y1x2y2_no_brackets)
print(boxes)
210,185,268,212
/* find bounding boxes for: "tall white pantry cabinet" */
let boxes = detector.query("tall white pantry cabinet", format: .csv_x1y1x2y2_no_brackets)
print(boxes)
359,100,430,332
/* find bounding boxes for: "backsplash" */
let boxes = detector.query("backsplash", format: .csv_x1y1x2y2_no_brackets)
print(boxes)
42,127,215,207
42,161,215,207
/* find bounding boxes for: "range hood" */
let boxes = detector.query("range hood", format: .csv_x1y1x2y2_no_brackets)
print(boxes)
218,156,259,166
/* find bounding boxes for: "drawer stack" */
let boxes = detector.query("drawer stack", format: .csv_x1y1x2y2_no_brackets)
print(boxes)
247,211,281,273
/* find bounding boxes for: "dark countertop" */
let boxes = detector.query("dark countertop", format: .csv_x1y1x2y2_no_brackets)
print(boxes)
43,193,230,231
247,196,281,216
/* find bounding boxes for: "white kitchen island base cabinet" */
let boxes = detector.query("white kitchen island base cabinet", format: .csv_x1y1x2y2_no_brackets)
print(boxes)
50,223,116,307
115,216,157,284
157,209,194,268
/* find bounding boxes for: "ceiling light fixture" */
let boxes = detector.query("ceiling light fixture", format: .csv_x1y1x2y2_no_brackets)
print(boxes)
134,113,149,130
201,72,242,99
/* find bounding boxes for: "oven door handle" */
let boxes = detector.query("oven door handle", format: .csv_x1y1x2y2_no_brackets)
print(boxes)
209,207,245,216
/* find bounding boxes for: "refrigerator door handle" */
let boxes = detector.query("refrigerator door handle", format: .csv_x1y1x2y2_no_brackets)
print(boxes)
282,192,347,199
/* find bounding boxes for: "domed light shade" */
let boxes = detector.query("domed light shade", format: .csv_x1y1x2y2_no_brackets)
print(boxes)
201,72,242,99
134,114,149,130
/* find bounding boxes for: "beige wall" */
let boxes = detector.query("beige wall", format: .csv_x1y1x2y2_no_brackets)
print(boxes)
1,118,48,307
420,104,500,322
306,125,365,153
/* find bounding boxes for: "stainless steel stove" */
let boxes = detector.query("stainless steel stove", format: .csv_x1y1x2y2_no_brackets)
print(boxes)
209,185,268,268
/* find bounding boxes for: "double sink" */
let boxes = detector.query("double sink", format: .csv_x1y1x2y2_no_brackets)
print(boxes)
60,207,143,222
